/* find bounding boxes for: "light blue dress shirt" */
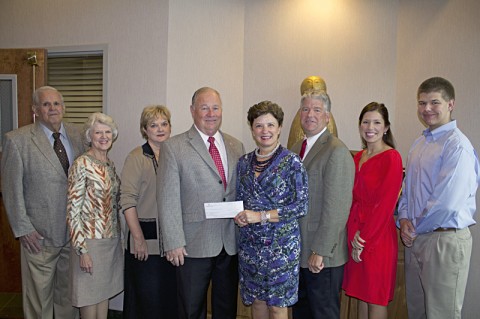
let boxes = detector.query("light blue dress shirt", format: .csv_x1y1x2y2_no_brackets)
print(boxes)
397,120,480,234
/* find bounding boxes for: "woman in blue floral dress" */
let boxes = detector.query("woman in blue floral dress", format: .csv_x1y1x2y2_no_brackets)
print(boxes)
235,101,308,319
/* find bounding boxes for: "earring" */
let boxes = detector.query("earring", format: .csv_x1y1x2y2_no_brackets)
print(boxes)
384,132,387,135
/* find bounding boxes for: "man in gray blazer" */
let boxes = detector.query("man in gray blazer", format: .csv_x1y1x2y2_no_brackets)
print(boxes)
157,87,244,319
291,90,354,319
1,86,83,319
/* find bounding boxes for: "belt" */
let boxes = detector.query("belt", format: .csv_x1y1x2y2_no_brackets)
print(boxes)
433,227,457,232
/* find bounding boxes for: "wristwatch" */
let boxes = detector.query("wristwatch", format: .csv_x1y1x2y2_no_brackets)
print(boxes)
76,247,88,256
260,210,270,225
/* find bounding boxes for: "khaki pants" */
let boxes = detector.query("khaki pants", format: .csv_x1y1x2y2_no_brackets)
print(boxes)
21,244,79,319
404,227,472,319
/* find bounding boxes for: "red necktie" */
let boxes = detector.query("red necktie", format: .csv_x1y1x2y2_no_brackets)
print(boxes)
208,136,227,190
299,139,307,160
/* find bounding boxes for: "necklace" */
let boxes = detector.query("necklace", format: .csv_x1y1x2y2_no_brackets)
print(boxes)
253,145,282,173
254,143,280,159
254,157,275,173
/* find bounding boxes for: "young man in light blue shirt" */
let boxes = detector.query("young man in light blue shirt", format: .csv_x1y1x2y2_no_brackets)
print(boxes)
398,77,480,319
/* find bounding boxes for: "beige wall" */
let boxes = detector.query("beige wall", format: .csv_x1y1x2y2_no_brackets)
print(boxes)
165,0,245,142
242,0,399,152
1,0,479,317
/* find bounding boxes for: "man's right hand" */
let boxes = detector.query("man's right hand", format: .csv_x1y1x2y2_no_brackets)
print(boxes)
399,219,417,248
19,231,44,254
166,247,188,266
308,253,325,273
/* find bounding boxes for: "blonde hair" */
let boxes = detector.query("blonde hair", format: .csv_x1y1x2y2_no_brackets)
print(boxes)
140,105,171,139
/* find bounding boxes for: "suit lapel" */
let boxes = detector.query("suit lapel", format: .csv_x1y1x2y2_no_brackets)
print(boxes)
30,122,67,176
303,130,330,168
223,133,237,185
187,126,221,178
64,123,83,158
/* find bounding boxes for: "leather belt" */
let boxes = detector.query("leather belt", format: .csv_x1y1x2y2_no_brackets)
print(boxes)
433,227,457,232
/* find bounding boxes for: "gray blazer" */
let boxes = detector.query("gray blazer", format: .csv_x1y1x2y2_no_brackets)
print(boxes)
157,126,245,258
291,130,354,268
1,122,84,247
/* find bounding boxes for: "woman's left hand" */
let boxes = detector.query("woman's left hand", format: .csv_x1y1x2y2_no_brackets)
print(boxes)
134,238,149,261
351,231,365,263
80,253,93,274
234,210,259,227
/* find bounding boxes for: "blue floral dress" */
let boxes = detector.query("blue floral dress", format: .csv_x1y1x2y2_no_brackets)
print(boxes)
236,145,308,307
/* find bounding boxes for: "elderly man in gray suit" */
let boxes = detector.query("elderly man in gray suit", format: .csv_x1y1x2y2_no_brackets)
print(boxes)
291,90,354,319
157,87,245,319
1,86,83,319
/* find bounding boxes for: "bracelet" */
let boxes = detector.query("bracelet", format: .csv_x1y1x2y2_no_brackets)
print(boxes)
260,211,270,225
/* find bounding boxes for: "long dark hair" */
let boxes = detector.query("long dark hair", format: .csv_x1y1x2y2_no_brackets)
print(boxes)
359,102,395,149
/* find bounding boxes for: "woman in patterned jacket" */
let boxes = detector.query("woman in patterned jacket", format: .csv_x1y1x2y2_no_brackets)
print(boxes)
67,112,123,319
234,101,308,319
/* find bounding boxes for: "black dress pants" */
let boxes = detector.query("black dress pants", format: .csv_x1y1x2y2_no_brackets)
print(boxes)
177,248,238,319
292,265,344,319
123,251,178,319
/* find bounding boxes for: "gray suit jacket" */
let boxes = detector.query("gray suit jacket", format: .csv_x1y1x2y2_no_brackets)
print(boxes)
291,130,354,268
1,122,84,247
157,126,245,258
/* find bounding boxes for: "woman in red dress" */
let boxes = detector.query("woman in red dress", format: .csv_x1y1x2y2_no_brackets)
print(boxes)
342,102,403,319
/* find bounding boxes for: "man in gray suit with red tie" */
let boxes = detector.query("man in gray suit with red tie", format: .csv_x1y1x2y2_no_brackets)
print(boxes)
157,87,245,319
2,86,84,318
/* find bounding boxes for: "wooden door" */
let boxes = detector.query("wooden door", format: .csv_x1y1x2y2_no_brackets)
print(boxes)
0,48,46,293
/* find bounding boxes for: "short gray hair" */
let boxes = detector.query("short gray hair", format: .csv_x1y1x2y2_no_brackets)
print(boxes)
83,112,118,146
300,89,331,112
32,86,64,106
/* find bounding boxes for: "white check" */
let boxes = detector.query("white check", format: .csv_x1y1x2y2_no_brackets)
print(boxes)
204,201,244,219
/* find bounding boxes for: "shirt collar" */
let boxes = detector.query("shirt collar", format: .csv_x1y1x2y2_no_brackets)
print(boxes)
193,124,222,144
423,120,457,141
306,126,327,145
39,122,66,138
142,141,155,158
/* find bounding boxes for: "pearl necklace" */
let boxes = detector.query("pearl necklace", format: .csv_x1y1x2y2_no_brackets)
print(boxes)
253,144,282,173
254,143,280,159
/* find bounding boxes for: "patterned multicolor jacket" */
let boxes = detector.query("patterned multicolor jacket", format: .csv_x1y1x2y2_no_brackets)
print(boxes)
67,153,121,255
